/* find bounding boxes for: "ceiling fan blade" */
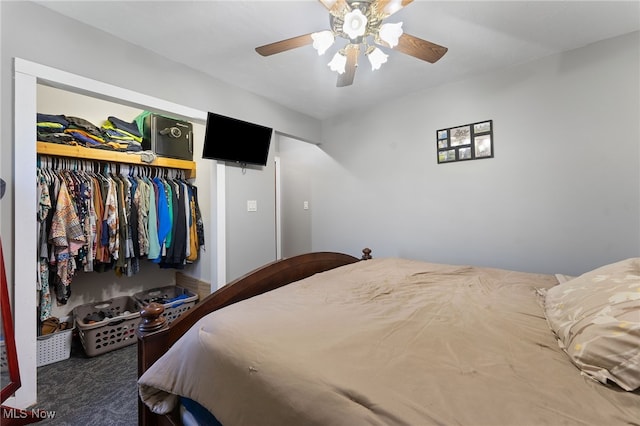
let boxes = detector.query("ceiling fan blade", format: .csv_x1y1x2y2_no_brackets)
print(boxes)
375,0,414,17
337,45,360,87
319,0,350,16
255,33,315,56
318,0,336,9
393,33,448,63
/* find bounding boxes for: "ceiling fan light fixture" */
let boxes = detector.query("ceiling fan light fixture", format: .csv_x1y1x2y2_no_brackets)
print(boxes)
328,51,347,74
343,8,368,39
378,22,403,48
366,47,388,70
255,1,448,87
311,30,335,55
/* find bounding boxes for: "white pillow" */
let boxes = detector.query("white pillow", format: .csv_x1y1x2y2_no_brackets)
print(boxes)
544,258,640,390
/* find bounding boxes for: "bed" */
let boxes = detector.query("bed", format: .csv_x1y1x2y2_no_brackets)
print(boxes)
136,250,640,425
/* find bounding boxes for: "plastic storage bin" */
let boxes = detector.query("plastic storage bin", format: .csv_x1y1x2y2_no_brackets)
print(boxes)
73,296,140,357
37,318,74,367
134,285,198,325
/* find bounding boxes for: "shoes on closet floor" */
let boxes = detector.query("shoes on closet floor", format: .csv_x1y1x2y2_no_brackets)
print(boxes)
40,316,71,335
41,317,59,335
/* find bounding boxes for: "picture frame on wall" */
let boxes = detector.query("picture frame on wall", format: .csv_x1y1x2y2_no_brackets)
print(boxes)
436,119,493,163
474,121,491,134
449,125,471,147
438,149,456,162
474,134,492,158
459,147,472,159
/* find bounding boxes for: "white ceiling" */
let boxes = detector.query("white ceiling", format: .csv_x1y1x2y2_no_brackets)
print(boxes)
35,0,640,120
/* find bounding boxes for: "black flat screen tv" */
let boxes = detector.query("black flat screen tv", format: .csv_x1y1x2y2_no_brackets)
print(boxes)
202,112,273,166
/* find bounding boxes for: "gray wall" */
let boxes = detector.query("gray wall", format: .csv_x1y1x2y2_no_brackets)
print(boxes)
279,136,315,257
310,31,640,276
225,154,277,280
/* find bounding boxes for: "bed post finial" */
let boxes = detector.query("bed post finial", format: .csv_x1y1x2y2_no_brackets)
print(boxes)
138,302,167,334
361,248,372,260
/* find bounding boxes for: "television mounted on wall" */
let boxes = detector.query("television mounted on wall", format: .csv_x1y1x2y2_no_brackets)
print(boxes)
202,112,273,166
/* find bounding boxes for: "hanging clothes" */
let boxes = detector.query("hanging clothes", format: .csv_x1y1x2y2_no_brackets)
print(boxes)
37,169,53,319
49,176,85,304
36,156,205,315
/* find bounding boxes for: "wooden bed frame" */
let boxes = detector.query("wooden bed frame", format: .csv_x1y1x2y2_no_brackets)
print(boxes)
136,249,372,426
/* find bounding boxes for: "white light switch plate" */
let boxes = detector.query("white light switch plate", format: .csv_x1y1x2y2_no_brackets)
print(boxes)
247,200,257,212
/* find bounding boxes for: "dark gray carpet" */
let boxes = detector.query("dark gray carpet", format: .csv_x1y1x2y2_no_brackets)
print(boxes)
36,335,137,425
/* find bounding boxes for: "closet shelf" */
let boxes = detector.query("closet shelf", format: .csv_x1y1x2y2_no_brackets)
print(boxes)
36,141,196,179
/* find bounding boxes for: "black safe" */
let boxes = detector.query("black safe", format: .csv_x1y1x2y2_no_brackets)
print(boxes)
142,114,193,160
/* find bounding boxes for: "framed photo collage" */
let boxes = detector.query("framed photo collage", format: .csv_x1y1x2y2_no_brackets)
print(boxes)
437,120,493,164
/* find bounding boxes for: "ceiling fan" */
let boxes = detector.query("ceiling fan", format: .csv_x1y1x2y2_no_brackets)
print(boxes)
255,0,448,87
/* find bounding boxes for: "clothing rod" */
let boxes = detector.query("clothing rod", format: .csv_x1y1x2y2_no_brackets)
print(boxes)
37,155,185,179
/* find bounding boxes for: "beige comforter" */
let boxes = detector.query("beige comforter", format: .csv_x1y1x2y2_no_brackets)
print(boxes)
139,258,640,425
